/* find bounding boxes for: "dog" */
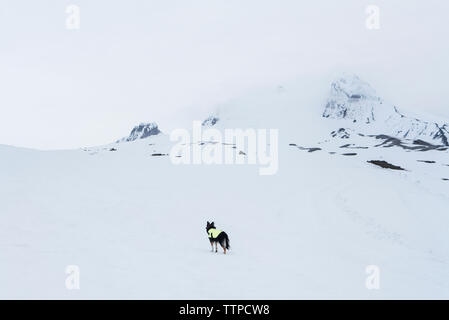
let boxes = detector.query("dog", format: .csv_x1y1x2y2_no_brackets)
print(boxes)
206,221,230,254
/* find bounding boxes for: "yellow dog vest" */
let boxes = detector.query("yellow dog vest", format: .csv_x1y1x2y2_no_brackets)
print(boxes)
208,228,222,239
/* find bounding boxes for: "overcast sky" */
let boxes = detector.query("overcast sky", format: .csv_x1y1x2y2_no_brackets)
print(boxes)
1,0,448,150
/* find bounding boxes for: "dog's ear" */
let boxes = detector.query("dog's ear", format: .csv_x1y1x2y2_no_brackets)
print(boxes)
206,221,210,226
211,221,215,227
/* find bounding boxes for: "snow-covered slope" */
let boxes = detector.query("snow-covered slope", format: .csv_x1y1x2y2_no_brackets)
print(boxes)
1,76,449,299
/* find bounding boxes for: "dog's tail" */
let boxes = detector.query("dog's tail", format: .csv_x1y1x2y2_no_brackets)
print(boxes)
224,233,230,250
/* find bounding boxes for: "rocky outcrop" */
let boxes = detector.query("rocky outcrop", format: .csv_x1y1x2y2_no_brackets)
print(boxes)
202,116,219,127
117,123,161,143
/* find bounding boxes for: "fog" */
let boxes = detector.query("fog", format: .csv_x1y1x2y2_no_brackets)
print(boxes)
1,0,448,149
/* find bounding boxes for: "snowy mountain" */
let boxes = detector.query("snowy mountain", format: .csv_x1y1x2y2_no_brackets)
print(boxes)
1,75,449,299
116,122,161,143
202,116,219,127
323,74,449,146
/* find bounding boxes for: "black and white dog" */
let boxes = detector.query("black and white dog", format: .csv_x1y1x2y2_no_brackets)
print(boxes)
206,221,230,254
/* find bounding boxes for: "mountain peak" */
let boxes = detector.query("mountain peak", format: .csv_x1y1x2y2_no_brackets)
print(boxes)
117,122,161,143
331,74,378,100
323,74,382,123
323,74,449,146
202,116,219,127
